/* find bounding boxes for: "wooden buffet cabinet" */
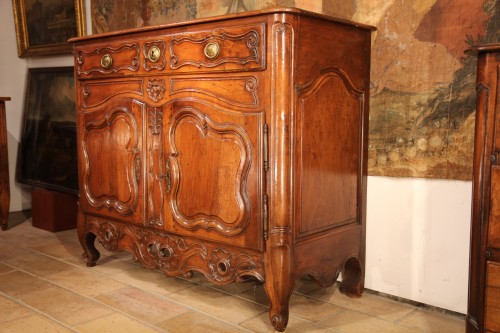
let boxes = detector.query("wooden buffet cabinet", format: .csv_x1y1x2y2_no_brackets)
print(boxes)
468,43,500,333
71,9,373,331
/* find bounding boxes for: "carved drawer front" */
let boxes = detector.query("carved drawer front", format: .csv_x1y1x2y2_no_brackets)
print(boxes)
79,99,145,222
169,23,265,72
76,42,140,78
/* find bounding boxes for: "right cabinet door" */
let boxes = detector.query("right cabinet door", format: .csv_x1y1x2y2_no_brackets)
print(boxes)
163,99,264,251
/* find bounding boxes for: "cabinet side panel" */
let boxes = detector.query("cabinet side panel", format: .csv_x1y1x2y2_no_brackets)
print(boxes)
295,17,370,89
294,17,370,239
297,70,362,235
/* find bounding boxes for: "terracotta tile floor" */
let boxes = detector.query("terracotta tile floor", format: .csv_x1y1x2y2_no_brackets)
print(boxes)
0,212,466,332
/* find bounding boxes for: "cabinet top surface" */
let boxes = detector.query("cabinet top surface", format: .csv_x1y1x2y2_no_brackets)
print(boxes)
69,7,375,44
0,97,11,101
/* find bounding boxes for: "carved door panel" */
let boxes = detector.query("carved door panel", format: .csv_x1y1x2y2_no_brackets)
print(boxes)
78,99,145,222
162,101,264,251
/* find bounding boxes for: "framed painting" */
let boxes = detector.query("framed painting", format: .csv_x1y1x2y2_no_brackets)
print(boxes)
17,67,78,194
12,0,86,57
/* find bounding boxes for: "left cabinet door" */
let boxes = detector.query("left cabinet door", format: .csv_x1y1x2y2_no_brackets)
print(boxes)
78,98,145,223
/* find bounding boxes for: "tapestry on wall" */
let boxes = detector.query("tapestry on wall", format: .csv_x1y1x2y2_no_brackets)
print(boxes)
91,0,500,181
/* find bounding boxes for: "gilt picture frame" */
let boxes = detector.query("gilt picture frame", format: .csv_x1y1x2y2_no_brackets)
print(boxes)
17,67,78,194
12,0,86,57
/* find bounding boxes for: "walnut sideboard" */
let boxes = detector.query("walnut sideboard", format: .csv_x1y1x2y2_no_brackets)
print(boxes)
70,8,374,331
0,97,11,231
467,43,500,333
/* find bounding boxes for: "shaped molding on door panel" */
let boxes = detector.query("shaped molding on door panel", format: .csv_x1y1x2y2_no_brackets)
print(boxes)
81,102,143,216
167,106,252,236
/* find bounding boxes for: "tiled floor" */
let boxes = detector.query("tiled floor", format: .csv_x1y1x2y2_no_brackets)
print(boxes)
0,211,465,332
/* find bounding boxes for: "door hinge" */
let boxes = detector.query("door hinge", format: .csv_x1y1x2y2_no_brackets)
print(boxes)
263,123,269,172
263,194,269,241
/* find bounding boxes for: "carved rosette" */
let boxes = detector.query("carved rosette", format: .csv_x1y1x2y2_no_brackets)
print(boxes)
88,218,122,252
147,79,166,103
134,229,207,273
208,248,261,283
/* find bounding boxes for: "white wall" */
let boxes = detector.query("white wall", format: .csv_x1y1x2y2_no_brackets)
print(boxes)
0,1,471,314
365,177,471,313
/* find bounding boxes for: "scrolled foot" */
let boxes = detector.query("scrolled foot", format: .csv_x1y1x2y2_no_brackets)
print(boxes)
80,232,100,267
82,252,98,267
271,313,288,332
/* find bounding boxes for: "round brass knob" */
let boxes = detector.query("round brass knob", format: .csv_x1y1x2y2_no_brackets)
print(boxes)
147,46,161,62
100,53,113,69
204,42,220,60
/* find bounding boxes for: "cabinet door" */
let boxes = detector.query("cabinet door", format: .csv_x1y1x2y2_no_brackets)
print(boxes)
163,101,264,251
78,99,145,222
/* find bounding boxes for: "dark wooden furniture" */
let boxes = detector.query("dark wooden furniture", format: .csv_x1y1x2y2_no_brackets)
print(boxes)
31,188,77,232
71,8,373,331
467,43,500,333
0,97,11,231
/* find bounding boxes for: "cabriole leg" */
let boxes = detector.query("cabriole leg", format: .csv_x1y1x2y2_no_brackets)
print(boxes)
264,227,294,332
77,208,100,267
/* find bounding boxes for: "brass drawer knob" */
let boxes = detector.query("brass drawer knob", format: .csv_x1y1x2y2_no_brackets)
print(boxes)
147,46,161,62
100,53,113,69
204,42,220,60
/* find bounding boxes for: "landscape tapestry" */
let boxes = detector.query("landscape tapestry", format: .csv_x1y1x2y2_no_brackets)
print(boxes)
91,0,500,180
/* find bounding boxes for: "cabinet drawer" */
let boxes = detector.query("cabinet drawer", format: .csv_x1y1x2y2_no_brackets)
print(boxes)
169,23,265,72
77,42,140,78
486,262,500,332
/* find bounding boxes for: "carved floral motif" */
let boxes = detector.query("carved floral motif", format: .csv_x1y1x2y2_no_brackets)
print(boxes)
147,79,166,103
82,216,264,284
